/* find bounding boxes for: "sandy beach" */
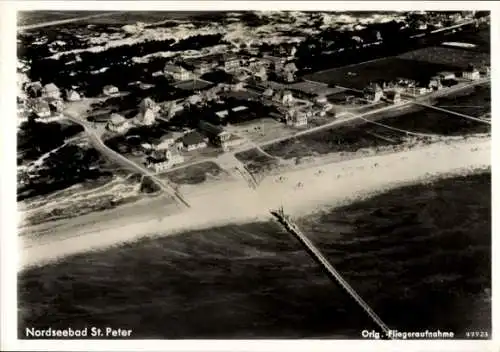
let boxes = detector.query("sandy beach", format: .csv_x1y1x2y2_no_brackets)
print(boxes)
20,136,491,270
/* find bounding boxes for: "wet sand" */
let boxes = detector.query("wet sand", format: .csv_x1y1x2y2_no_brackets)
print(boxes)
19,136,491,270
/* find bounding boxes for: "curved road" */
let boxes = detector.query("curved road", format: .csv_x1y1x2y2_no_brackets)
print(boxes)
64,112,190,208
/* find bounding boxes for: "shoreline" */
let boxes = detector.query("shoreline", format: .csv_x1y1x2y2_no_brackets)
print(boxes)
19,136,491,270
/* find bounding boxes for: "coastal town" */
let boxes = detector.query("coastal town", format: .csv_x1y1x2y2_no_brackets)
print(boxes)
13,9,492,342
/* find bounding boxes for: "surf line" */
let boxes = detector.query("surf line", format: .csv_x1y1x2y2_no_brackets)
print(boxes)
270,207,393,339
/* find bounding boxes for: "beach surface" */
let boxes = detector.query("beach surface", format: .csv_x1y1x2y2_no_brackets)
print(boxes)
19,136,490,270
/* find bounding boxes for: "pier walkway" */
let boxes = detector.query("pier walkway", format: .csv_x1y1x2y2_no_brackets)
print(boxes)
271,210,392,338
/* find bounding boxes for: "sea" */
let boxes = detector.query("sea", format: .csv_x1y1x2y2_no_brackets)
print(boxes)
18,171,491,339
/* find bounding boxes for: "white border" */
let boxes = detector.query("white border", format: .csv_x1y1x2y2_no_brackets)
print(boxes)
1,1,498,351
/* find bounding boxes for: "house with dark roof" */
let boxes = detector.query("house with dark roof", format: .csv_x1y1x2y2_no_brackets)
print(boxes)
221,54,240,72
164,63,192,81
179,131,207,151
42,83,61,99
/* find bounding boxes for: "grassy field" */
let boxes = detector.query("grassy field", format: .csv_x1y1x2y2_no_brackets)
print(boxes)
372,104,491,136
261,103,490,161
235,149,281,177
398,46,490,69
304,58,458,90
441,28,490,53
161,161,229,186
434,83,490,118
262,123,404,161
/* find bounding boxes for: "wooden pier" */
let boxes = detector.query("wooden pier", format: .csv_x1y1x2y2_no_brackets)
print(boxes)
271,208,392,338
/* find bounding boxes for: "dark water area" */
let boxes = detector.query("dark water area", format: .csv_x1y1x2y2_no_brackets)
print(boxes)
19,171,491,339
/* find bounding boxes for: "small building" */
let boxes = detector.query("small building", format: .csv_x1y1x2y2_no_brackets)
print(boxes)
180,131,208,151
385,90,401,104
215,110,230,122
428,76,443,90
65,89,81,102
141,143,154,152
437,71,456,80
462,65,480,80
286,108,308,127
363,83,384,103
26,81,43,98
42,83,61,99
147,149,185,172
164,64,192,81
198,120,231,147
222,54,240,72
46,97,65,113
405,86,428,96
106,113,130,133
263,88,274,98
155,133,176,150
273,90,294,106
32,99,51,118
479,65,491,76
103,85,119,96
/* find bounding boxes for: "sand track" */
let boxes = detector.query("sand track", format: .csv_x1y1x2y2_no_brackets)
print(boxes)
19,136,490,270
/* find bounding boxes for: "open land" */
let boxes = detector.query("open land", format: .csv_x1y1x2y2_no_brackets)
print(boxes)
398,46,490,68
434,83,490,118
304,57,459,90
19,135,490,269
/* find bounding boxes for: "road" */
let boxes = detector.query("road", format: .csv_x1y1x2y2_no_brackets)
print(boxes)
64,112,191,208
18,12,121,31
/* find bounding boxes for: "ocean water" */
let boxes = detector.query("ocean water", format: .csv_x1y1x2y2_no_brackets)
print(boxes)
19,171,491,339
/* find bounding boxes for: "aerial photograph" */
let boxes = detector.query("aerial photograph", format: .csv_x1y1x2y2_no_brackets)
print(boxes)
16,10,491,340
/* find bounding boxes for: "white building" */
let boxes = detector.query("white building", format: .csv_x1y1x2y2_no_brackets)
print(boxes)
103,85,119,96
155,134,176,150
286,108,308,127
273,90,294,106
364,83,384,103
462,67,480,80
42,83,61,99
147,149,185,172
32,99,51,118
180,131,208,151
106,113,130,133
164,64,192,81
438,71,456,80
66,89,81,102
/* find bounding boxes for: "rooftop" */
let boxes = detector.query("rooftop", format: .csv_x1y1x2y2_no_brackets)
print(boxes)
181,131,206,146
109,113,127,125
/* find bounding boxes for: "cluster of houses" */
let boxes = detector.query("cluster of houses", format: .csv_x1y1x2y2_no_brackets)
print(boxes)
360,63,491,103
17,80,83,125
140,120,244,172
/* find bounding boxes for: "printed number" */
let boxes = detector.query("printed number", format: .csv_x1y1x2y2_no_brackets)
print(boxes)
466,331,489,338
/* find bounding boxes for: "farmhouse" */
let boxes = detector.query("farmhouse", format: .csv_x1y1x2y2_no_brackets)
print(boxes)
164,64,192,81
106,113,130,133
179,131,208,151
103,85,119,96
42,83,61,99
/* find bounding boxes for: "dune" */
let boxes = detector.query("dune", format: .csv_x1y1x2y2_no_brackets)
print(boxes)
19,136,490,270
